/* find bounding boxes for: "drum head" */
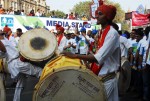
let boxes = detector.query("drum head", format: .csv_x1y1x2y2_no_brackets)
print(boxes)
18,28,57,61
33,67,107,101
118,58,131,94
0,76,6,101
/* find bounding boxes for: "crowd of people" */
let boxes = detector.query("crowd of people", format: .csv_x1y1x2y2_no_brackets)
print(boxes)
0,4,89,21
0,2,150,101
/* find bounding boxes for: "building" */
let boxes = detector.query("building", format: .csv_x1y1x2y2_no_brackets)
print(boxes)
0,0,50,15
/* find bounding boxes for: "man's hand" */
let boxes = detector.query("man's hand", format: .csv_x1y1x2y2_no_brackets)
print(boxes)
61,51,77,58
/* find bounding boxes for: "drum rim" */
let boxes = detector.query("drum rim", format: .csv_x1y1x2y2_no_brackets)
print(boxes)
18,28,58,61
33,66,107,101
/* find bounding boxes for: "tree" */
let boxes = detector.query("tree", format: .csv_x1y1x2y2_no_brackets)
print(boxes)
47,10,65,18
71,0,130,31
71,1,92,20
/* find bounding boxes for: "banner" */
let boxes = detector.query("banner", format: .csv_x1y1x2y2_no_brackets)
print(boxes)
0,15,92,32
91,4,99,18
132,11,150,26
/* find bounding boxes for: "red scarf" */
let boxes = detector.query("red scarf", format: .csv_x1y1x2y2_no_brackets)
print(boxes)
57,34,64,46
91,25,111,75
8,33,12,40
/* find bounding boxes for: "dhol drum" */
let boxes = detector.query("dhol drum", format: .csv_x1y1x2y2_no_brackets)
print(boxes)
0,75,6,101
33,56,107,101
18,28,58,67
118,57,131,95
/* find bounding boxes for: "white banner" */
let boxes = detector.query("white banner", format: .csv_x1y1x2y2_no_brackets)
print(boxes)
0,15,92,32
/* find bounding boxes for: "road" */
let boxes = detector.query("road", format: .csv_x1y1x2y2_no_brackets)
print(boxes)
4,75,142,101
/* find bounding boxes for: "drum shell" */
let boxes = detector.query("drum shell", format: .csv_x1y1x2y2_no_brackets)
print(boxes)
0,76,6,101
118,57,131,95
33,56,107,101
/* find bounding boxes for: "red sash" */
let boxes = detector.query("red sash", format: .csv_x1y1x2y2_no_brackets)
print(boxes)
57,34,64,46
8,33,12,40
91,25,111,75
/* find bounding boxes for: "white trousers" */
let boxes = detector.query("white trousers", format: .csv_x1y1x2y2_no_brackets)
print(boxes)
104,77,119,101
13,74,26,101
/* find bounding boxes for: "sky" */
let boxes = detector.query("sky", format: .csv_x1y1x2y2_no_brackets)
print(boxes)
46,0,150,13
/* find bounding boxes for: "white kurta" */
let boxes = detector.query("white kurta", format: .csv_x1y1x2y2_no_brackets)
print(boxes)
58,36,67,53
0,38,42,79
8,35,18,48
120,36,132,57
94,26,120,101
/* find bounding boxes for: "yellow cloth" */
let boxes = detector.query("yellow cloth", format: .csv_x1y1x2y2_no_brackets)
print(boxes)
40,56,84,81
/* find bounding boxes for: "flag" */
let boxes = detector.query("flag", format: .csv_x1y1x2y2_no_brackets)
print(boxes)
136,4,145,14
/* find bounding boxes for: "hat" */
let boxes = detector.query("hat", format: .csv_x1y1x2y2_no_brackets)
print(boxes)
56,24,64,33
80,27,86,32
3,26,11,33
95,5,116,21
65,30,72,35
92,29,98,35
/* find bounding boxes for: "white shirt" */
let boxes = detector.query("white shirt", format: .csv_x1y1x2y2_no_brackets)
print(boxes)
138,38,148,67
128,38,138,56
94,26,120,76
120,36,132,57
146,32,150,64
8,35,18,48
64,38,77,54
78,35,89,55
35,12,41,17
15,37,20,45
1,38,19,63
58,36,67,53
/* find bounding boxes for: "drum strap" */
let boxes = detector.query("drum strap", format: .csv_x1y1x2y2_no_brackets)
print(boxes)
99,71,116,82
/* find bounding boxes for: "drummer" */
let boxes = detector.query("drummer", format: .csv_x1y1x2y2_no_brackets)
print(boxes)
62,4,119,101
0,30,42,101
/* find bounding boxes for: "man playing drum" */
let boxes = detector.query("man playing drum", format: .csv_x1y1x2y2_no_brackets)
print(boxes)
62,4,119,101
0,30,42,101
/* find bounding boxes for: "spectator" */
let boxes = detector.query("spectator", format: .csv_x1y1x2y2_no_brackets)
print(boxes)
28,9,35,16
35,9,41,17
21,10,25,15
74,13,80,20
8,7,14,15
50,11,57,18
15,28,23,45
0,4,4,14
15,10,21,15
41,11,46,17
69,12,75,20
82,15,88,21
63,14,68,19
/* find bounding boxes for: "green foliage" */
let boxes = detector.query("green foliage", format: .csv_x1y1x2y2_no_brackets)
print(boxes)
49,10,65,18
71,1,92,19
71,0,130,31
